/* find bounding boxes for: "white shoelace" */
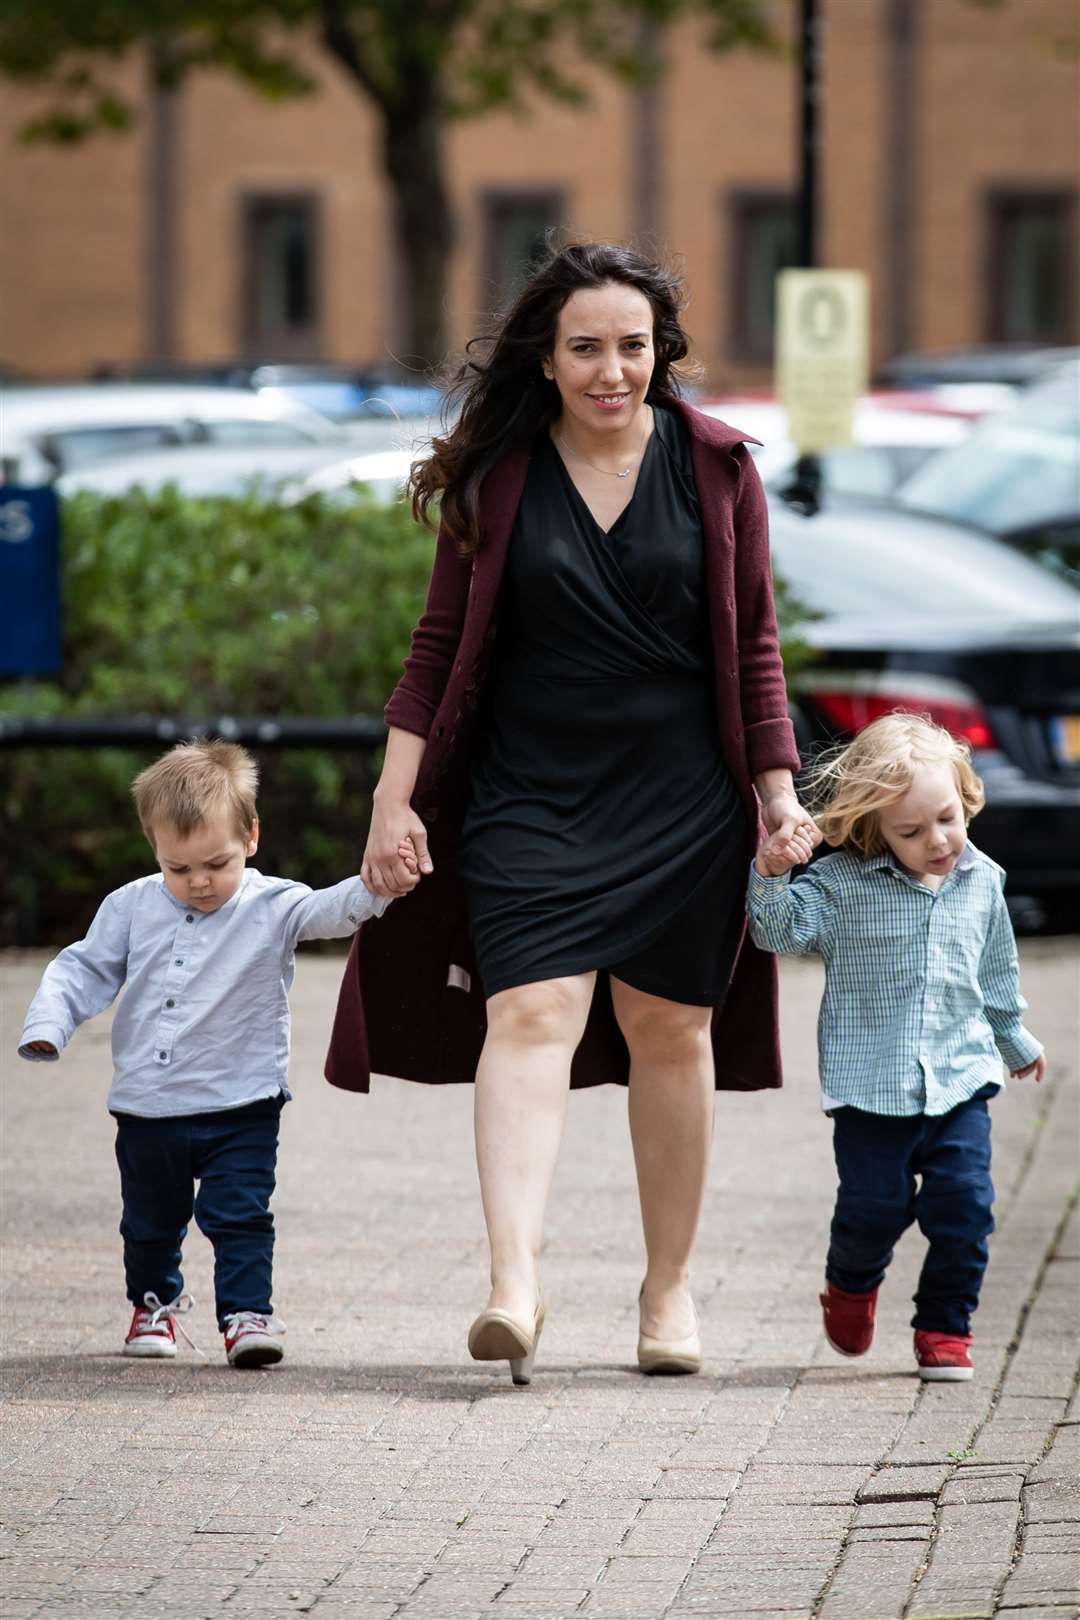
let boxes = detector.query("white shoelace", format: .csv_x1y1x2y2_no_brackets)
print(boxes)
140,1291,206,1357
222,1310,285,1337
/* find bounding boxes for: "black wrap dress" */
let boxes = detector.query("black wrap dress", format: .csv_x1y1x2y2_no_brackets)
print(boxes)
458,404,749,1005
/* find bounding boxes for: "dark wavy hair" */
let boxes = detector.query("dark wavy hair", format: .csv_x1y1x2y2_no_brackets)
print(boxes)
410,241,697,556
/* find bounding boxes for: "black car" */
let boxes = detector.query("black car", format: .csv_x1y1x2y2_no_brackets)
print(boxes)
769,496,1080,929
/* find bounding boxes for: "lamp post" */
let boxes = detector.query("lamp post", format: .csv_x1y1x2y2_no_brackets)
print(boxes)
783,0,823,514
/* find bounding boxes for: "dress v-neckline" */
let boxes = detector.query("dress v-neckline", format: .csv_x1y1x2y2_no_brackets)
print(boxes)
550,423,656,537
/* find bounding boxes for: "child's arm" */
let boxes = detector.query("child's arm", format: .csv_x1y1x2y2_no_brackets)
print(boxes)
746,856,835,957
978,879,1045,1082
276,873,394,949
18,890,132,1061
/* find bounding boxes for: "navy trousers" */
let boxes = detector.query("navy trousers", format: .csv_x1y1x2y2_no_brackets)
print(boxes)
113,1096,283,1329
825,1084,996,1336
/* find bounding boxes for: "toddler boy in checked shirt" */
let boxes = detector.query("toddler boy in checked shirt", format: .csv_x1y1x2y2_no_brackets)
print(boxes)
747,714,1045,1381
18,740,406,1368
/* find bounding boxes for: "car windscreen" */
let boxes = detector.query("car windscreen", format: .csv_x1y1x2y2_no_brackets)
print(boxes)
768,504,1080,621
196,417,326,447
894,396,1080,533
44,423,186,470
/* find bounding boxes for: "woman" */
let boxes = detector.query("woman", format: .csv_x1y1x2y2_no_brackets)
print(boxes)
326,242,818,1384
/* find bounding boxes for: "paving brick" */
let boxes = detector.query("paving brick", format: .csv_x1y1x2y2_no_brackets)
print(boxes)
2,946,1075,1620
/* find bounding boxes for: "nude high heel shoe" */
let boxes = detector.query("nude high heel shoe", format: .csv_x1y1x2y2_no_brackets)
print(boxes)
637,1287,702,1376
468,1296,545,1386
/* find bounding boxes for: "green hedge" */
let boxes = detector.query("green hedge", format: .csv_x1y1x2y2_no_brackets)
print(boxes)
2,486,814,945
1,487,435,945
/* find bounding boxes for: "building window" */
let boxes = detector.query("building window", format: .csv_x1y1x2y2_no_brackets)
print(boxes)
483,191,564,309
987,190,1077,344
242,194,320,356
728,191,798,364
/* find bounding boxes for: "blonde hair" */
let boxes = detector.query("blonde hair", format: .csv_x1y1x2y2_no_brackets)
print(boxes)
807,713,985,857
132,739,259,846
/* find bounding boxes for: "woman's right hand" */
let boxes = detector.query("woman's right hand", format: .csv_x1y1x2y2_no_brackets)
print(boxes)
362,797,434,898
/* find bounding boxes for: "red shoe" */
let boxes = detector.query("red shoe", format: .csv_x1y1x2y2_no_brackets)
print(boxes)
820,1282,878,1357
223,1311,285,1369
124,1297,178,1358
914,1330,973,1381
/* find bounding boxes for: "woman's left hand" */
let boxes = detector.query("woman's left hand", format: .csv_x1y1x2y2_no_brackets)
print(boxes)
761,792,822,855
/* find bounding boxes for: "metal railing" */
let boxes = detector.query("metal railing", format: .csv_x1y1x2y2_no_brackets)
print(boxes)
0,715,386,749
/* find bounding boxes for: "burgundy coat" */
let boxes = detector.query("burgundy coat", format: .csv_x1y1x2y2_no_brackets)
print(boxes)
325,401,800,1095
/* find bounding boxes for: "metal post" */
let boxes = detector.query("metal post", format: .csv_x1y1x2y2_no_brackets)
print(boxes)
797,0,819,271
786,0,823,513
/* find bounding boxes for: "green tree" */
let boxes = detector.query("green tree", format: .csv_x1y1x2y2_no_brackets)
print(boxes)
0,0,776,366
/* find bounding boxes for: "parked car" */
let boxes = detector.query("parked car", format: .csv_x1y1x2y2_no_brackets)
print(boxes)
701,393,977,501
92,361,443,427
769,494,1080,929
56,437,420,501
892,358,1080,580
876,343,1078,391
0,384,346,484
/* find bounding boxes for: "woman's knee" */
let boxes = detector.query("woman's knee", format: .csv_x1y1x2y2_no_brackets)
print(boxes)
614,988,712,1068
486,976,592,1050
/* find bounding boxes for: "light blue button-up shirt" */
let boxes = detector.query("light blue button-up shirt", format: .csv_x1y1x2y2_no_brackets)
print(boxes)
746,842,1043,1117
18,869,387,1117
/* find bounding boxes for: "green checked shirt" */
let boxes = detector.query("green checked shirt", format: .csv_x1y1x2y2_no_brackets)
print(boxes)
746,842,1043,1117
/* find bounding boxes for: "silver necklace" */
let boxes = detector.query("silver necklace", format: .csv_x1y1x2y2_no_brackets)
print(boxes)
556,410,651,479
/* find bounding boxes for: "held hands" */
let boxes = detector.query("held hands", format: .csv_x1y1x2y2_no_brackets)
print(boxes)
1011,1054,1046,1083
756,792,821,878
361,798,434,899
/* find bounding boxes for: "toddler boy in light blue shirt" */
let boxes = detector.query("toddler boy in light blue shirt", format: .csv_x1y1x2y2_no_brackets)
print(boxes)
19,738,401,1367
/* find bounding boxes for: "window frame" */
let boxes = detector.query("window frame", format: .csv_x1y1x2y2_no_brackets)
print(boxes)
480,187,566,313
985,187,1078,345
239,191,323,359
726,188,799,366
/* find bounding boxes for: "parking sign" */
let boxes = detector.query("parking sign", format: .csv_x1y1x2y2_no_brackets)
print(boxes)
777,270,869,453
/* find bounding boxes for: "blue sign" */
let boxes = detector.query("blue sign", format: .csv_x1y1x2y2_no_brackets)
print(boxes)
0,487,61,676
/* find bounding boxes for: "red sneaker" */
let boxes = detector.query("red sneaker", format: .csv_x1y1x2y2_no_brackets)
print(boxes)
820,1282,878,1357
914,1330,973,1381
124,1300,177,1358
223,1311,285,1369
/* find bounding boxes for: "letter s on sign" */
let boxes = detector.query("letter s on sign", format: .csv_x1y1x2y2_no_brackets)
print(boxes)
0,501,34,543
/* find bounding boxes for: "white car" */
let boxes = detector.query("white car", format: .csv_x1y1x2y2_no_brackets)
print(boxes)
0,383,347,485
699,393,978,499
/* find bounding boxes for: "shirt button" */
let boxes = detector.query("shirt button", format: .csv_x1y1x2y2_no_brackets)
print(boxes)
158,1050,168,1061
175,959,183,966
185,914,194,923
165,999,175,1009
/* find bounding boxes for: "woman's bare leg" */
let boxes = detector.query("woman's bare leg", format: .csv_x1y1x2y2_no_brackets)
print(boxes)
474,972,596,1324
610,977,714,1340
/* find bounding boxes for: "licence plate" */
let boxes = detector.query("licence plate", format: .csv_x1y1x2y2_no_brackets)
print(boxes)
1050,714,1080,765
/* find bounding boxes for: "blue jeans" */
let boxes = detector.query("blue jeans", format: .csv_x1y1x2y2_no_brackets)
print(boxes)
826,1084,996,1336
113,1096,283,1329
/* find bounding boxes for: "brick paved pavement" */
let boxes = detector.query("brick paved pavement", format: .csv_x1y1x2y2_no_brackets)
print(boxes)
2,941,1077,1620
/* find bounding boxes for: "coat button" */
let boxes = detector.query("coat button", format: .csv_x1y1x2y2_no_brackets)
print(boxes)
165,999,176,1009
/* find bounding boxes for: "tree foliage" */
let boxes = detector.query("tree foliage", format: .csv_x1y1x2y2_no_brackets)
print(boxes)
0,0,778,359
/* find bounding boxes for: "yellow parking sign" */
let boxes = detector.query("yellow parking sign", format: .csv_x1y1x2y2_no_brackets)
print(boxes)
777,270,869,452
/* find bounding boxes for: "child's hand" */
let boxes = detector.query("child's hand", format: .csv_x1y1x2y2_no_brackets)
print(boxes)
27,1040,57,1055
397,837,421,882
1011,1054,1045,1083
755,823,817,878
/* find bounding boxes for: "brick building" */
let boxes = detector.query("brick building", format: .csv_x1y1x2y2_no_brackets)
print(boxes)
1,0,1076,388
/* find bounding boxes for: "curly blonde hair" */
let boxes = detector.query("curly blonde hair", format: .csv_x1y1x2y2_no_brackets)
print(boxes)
806,713,985,857
132,739,258,846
